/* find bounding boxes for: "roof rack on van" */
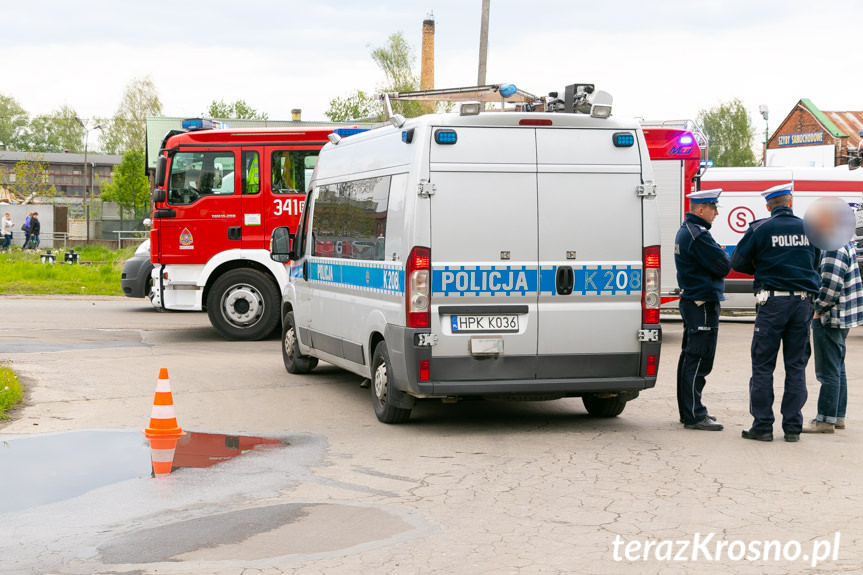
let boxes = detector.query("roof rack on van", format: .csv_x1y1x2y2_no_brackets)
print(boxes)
378,83,614,120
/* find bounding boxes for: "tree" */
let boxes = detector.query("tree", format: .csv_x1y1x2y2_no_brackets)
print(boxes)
698,99,757,167
25,105,84,153
325,90,379,122
98,148,151,219
326,32,425,121
4,154,57,204
0,93,29,150
100,76,163,154
204,99,268,120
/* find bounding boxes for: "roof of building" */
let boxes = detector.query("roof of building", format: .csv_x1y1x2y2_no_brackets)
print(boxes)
0,151,122,166
797,99,863,150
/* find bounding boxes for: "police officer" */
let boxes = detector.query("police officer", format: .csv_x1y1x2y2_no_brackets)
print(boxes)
730,183,819,443
675,189,730,431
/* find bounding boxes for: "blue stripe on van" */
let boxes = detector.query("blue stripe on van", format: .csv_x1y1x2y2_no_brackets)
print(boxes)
433,265,641,297
307,259,404,294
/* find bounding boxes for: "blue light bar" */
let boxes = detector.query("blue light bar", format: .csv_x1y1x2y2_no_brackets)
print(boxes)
613,132,635,147
434,129,457,145
679,134,694,145
182,118,215,131
333,128,369,138
499,83,517,98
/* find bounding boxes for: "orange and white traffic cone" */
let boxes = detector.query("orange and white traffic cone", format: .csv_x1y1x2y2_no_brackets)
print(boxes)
143,367,184,477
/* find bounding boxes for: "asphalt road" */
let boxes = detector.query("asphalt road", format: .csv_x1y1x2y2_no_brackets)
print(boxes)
1,296,862,575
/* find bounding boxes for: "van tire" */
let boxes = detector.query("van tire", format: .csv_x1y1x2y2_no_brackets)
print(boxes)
582,394,627,417
282,312,318,374
371,341,412,424
207,269,279,341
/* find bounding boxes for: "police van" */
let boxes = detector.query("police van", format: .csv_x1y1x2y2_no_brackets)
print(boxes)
270,84,662,423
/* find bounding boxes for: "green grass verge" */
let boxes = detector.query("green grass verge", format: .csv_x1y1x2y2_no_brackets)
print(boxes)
0,363,23,420
0,245,137,296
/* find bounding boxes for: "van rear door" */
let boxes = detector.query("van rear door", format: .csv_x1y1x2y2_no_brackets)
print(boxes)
429,127,539,381
534,128,643,378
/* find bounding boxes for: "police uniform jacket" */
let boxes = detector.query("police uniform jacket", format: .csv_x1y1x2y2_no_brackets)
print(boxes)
730,205,819,294
674,212,731,301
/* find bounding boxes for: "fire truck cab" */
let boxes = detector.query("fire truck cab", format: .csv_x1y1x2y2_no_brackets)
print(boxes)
150,121,341,340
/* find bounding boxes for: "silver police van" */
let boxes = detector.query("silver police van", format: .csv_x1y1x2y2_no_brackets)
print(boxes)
271,85,662,423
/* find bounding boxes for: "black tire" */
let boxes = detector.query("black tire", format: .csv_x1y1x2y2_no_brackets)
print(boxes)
282,312,318,374
582,394,627,417
206,268,280,341
371,341,412,424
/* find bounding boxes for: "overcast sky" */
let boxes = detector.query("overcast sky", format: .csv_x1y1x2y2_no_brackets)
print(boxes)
2,0,861,145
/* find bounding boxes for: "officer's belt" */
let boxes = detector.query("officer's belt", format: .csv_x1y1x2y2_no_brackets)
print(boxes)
758,290,809,297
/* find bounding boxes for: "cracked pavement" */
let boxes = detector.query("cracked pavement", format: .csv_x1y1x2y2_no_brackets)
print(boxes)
0,296,861,574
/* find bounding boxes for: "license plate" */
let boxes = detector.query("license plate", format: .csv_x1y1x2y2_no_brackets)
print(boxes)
451,315,519,333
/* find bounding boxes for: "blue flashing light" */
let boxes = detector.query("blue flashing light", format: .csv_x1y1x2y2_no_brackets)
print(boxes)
499,83,517,98
434,129,457,145
402,129,414,144
679,134,694,145
333,128,369,138
613,132,635,147
707,160,714,167
182,118,216,131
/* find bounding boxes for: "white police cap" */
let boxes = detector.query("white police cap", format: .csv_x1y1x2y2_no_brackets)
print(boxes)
686,188,722,205
762,183,793,200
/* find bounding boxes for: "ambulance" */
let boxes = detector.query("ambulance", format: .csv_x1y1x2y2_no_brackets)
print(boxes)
700,166,863,302
270,84,663,423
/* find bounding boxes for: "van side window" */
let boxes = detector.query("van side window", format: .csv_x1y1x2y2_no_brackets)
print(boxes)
242,151,260,195
168,152,236,206
272,150,318,194
312,176,390,261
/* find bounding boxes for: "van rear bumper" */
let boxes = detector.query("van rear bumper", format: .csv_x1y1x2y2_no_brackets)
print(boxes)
385,324,659,398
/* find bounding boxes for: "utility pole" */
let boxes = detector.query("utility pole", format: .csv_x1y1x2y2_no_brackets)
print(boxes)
477,0,490,86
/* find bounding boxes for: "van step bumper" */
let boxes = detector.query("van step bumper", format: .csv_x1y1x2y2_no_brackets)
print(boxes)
416,376,655,397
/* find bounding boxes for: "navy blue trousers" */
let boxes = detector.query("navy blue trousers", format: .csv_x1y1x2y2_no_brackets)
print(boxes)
677,299,720,424
749,295,812,434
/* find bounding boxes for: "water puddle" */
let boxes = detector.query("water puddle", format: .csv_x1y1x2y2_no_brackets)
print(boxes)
0,429,287,514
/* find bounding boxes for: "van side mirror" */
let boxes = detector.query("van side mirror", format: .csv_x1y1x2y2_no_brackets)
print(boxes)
153,188,166,203
155,156,167,187
270,227,295,263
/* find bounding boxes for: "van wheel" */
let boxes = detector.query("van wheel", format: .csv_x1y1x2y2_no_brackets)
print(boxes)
207,269,279,341
371,342,412,424
582,394,627,417
282,312,318,374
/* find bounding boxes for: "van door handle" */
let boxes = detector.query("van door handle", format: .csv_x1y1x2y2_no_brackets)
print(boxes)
227,227,241,240
556,266,574,295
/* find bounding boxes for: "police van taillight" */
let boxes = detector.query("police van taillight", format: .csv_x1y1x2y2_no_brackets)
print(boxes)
406,246,431,328
642,245,660,324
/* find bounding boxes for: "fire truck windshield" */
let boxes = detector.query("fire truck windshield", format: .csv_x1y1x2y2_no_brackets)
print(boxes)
168,152,236,205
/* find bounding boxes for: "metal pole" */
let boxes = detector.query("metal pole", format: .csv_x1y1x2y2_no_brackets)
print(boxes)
84,135,89,241
477,0,490,86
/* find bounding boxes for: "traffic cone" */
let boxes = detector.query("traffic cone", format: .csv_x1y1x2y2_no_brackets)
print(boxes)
143,367,184,477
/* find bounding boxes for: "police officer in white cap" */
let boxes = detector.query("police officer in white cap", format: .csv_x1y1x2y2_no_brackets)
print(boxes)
731,183,819,442
674,189,730,430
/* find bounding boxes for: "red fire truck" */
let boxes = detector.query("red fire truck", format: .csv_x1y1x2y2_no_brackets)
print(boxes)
149,121,362,340
641,125,704,304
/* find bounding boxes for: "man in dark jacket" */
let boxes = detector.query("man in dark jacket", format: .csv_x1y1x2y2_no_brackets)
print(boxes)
674,189,731,431
730,184,819,443
24,212,41,250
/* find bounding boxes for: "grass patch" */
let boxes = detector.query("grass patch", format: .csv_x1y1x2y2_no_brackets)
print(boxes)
0,363,23,420
0,245,138,296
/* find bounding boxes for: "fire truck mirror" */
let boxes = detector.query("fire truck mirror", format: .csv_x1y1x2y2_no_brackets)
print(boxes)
153,188,166,203
270,227,294,263
155,156,167,188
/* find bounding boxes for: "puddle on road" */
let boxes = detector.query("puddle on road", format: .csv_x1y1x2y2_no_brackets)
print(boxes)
0,429,288,514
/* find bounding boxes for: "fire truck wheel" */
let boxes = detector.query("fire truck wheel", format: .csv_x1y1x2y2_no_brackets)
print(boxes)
207,269,280,341
371,341,413,424
282,311,318,374
581,394,627,418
